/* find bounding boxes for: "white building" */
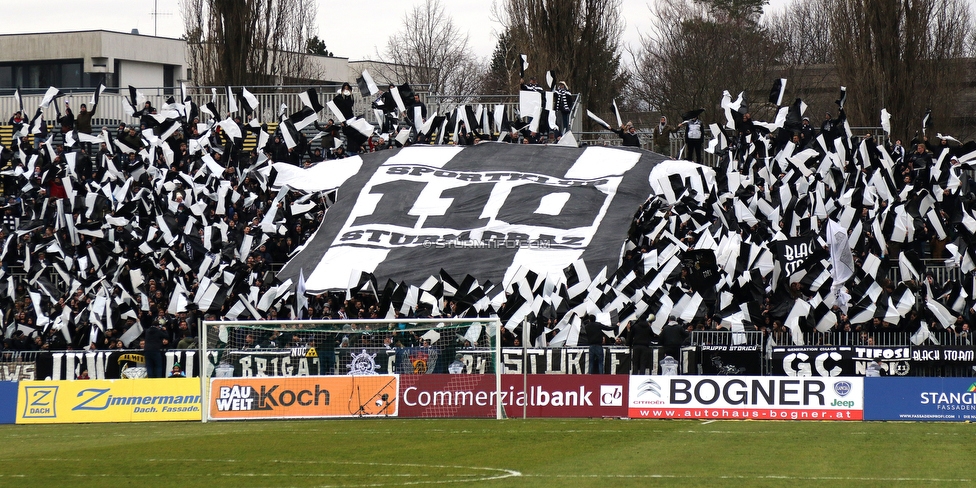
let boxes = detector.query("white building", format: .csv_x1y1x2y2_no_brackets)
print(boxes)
0,30,187,91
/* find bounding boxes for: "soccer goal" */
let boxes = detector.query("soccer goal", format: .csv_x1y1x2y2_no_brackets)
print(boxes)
199,318,503,421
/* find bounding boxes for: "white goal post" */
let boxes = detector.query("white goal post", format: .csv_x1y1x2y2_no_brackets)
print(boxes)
200,318,504,422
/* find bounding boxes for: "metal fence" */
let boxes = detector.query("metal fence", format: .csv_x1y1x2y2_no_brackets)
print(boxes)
666,126,889,165
0,84,434,131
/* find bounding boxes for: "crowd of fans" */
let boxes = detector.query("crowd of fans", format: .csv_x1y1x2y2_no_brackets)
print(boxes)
2,80,975,364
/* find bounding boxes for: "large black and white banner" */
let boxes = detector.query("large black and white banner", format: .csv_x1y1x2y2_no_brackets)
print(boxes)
279,144,656,291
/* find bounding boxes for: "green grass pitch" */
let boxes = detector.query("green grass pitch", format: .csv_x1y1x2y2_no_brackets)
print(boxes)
1,419,974,487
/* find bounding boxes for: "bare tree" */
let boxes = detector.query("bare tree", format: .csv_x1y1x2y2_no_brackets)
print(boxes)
763,0,976,140
629,0,780,122
495,0,628,121
482,30,519,95
830,0,974,140
380,0,482,99
181,0,321,87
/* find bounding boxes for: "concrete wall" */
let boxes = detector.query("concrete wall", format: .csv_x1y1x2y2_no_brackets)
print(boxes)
119,60,166,91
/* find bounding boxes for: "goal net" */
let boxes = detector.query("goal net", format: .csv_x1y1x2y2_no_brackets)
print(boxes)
200,318,503,421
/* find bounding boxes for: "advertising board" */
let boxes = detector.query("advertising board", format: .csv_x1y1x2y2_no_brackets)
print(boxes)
864,377,976,421
628,375,863,420
16,378,202,424
0,382,17,424
209,375,399,420
397,374,628,418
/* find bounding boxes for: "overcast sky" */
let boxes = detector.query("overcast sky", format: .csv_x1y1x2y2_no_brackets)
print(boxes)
4,0,790,62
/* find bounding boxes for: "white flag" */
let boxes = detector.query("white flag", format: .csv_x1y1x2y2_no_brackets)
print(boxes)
826,220,854,284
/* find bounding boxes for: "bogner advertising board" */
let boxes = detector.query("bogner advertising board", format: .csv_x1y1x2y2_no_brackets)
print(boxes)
628,375,863,420
397,374,628,418
16,378,202,424
209,375,399,420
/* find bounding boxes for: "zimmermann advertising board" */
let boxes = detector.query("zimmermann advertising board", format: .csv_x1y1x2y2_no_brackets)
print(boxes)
628,375,863,420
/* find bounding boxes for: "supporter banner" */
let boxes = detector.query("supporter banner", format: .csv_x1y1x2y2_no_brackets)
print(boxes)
697,344,763,375
229,347,644,376
864,377,976,421
279,144,653,292
0,382,17,424
230,350,331,376
35,350,208,380
775,237,817,275
851,346,912,376
772,346,856,376
209,375,399,420
398,374,628,418
628,375,863,420
910,346,976,365
499,347,633,375
16,378,202,424
0,361,35,381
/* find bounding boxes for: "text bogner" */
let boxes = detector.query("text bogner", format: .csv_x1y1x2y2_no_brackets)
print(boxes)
669,379,836,406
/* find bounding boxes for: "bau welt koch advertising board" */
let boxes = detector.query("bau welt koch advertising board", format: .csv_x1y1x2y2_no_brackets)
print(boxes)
628,375,863,420
209,375,399,420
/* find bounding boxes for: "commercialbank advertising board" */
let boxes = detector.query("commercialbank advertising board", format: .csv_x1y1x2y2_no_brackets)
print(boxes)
628,375,863,420
16,378,201,424
209,375,399,419
398,375,628,418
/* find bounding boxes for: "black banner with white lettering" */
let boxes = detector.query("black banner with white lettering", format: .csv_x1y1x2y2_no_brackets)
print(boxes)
910,346,976,365
697,344,763,375
772,346,856,376
278,144,658,291
226,347,658,376
34,350,205,380
775,236,817,276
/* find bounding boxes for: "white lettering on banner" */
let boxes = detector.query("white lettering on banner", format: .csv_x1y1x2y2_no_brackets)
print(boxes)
853,347,910,360
44,351,205,380
782,241,813,275
0,362,35,381
920,392,976,405
401,385,598,408
782,352,844,377
216,386,255,411
238,356,320,377
853,361,911,376
335,160,630,252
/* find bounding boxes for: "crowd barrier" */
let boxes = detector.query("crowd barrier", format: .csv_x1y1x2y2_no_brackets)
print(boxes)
6,341,975,382
2,375,974,423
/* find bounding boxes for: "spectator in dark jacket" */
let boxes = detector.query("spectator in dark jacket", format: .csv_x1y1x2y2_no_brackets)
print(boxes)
614,122,641,147
333,82,355,120
626,316,655,375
